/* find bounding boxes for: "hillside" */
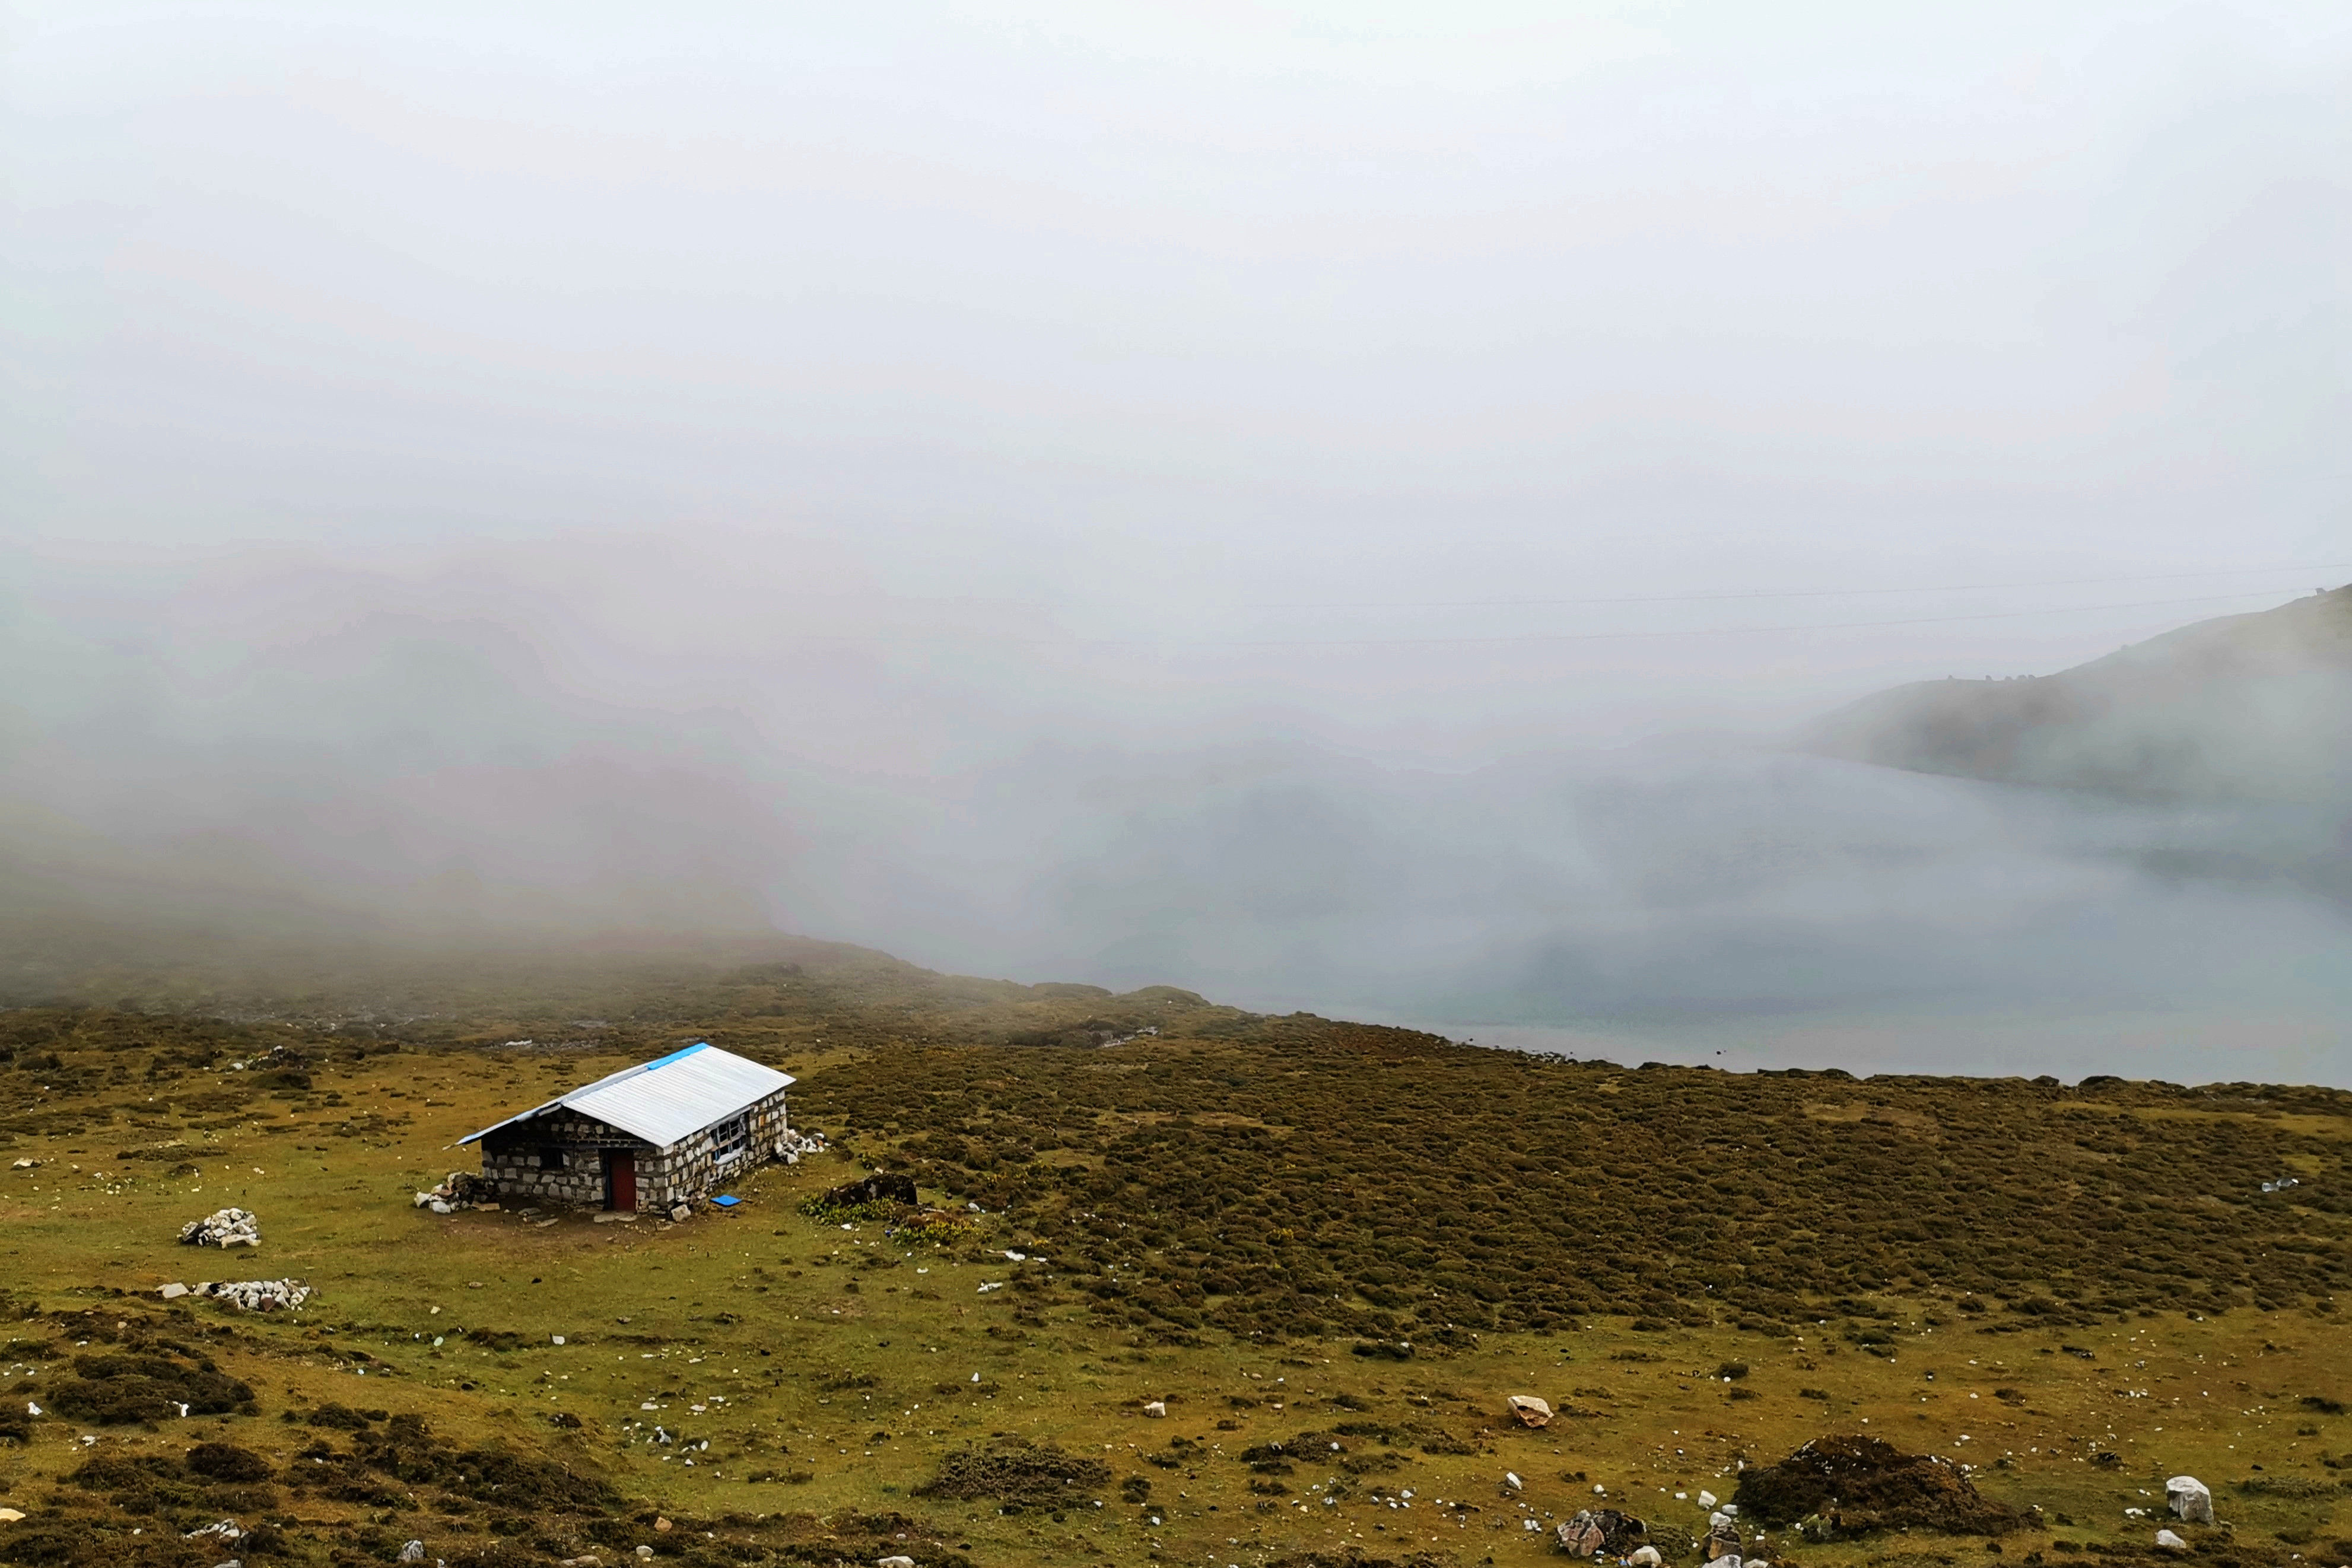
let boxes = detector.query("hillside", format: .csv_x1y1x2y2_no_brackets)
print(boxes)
3,946,2351,1567
1802,584,2352,802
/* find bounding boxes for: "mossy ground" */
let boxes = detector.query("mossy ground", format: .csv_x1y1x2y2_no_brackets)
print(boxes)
1,944,2348,1568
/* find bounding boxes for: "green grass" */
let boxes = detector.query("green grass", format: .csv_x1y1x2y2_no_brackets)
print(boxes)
0,948,2347,1568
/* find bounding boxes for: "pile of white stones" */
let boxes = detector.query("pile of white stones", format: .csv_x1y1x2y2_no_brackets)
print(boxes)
413,1171,495,1214
775,1128,828,1165
184,1278,312,1311
177,1207,260,1248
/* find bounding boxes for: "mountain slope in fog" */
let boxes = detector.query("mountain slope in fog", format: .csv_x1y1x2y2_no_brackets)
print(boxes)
1802,585,2352,802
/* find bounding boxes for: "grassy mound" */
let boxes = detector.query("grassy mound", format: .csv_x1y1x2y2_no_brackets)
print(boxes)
1733,1434,2028,1536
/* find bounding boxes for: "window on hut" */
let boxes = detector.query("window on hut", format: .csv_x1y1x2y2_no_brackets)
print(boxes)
713,1114,749,1165
539,1145,567,1169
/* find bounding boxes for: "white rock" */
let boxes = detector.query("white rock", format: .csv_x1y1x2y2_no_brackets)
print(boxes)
1629,1548,1663,1567
2156,1529,2188,1551
551,1335,565,1346
413,1192,434,1208
157,1283,189,1300
877,1558,918,1568
399,1541,426,1562
1507,1394,1553,1427
428,1200,454,1216
0,1507,25,1522
2165,1476,2213,1525
1142,1400,1167,1418
1705,1556,1741,1568
1698,1490,1718,1509
1505,1471,1524,1490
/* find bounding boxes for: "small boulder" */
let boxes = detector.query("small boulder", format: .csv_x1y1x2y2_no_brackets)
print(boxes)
1508,1394,1554,1427
2156,1530,2188,1551
2165,1477,2212,1525
0,1508,26,1523
1629,1548,1663,1567
1556,1516,1606,1556
1142,1401,1167,1418
399,1543,425,1563
877,1559,918,1568
157,1283,189,1300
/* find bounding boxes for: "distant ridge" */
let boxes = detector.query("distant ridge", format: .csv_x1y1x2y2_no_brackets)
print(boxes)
1801,583,2352,802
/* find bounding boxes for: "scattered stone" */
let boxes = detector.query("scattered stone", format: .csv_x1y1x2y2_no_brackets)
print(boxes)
1505,1471,1524,1491
558,1558,600,1567
185,1519,244,1542
0,1508,24,1522
1142,1401,1167,1418
399,1542,425,1563
2165,1476,2213,1525
1629,1549,1662,1567
2156,1531,2188,1551
593,1212,637,1224
157,1283,190,1300
178,1208,260,1248
1508,1394,1553,1427
877,1558,918,1568
8,1158,33,1169
1705,1557,1741,1568
654,1517,672,1532
668,1204,692,1222
1698,1491,1718,1509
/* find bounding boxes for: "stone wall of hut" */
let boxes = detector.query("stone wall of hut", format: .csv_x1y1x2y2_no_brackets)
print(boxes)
634,1090,792,1210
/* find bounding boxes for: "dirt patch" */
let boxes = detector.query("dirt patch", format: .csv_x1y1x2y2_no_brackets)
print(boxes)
1733,1434,2026,1537
914,1436,1111,1509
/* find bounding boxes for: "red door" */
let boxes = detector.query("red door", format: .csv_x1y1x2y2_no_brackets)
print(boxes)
604,1151,637,1211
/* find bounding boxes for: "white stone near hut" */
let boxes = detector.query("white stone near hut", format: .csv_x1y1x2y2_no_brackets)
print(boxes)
2165,1477,2213,1525
1698,1490,1718,1509
1507,1394,1553,1427
2156,1530,2188,1551
1629,1548,1663,1567
157,1283,189,1300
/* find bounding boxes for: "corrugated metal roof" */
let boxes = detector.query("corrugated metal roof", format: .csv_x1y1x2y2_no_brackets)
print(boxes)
461,1042,794,1149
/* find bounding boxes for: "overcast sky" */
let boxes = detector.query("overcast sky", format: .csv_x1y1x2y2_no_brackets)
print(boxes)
7,0,2349,759
6,4,2352,1078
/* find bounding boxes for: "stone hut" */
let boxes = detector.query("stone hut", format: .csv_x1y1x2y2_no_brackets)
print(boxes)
460,1043,794,1213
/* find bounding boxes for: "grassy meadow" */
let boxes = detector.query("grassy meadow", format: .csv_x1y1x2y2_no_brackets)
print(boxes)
1,943,2349,1568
